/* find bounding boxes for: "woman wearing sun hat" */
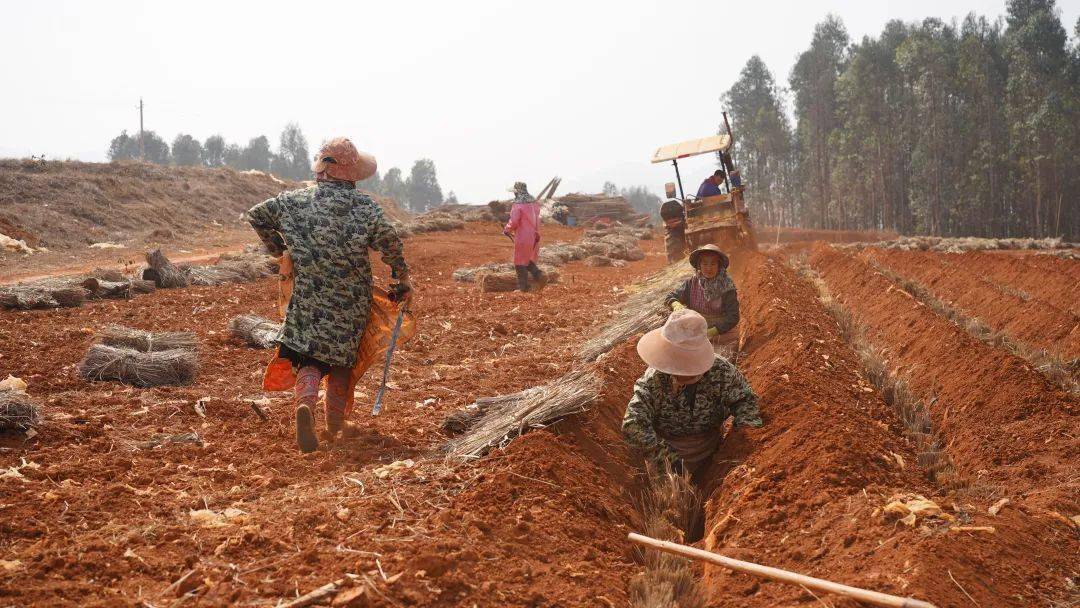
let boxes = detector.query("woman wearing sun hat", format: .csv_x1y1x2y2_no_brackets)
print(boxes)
621,308,761,472
667,244,739,349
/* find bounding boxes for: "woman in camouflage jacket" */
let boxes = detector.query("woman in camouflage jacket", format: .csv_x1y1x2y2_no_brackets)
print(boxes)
247,138,411,452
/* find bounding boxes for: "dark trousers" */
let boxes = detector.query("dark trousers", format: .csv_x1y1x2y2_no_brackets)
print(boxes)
515,263,543,291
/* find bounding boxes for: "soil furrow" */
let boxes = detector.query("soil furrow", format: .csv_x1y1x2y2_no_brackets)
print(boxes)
808,244,1078,509
865,249,1080,360
936,250,1079,315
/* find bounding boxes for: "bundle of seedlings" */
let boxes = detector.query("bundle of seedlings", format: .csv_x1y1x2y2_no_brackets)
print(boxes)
445,368,599,459
78,343,197,387
0,280,86,310
452,262,517,283
480,266,561,292
0,388,41,432
628,462,705,608
96,325,198,352
143,248,190,288
538,243,588,265
228,314,281,348
578,262,691,362
186,257,274,286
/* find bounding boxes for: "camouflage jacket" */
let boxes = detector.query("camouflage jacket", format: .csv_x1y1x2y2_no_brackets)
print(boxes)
247,181,407,368
622,356,761,467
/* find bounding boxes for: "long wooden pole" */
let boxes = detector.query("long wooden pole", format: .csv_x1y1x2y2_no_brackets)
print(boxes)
628,533,937,608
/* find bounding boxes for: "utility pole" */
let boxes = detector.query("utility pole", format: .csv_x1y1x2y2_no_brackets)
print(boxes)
137,97,145,161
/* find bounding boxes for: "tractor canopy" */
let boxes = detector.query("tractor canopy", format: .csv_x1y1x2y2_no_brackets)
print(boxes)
651,134,732,164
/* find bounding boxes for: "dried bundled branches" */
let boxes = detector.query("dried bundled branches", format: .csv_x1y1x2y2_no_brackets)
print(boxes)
97,325,197,352
0,281,86,310
444,369,600,459
0,390,40,432
629,462,705,608
144,249,275,288
228,314,281,348
78,344,197,387
143,248,189,288
577,262,691,362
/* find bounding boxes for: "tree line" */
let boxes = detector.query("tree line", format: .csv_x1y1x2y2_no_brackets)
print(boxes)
723,0,1078,238
107,124,450,212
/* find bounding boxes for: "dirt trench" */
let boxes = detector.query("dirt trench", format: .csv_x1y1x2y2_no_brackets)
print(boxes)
806,244,1078,606
865,248,1079,359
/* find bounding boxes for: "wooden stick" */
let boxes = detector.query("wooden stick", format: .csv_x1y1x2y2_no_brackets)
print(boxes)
279,577,345,608
628,532,937,608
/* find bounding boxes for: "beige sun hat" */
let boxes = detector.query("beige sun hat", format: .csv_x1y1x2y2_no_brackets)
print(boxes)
636,308,716,376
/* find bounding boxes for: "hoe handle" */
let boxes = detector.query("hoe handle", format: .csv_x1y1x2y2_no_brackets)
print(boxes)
628,533,937,608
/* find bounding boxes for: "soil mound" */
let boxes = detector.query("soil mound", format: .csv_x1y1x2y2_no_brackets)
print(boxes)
0,160,408,250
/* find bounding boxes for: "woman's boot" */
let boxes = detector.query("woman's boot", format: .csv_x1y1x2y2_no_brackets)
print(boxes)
514,265,530,291
294,366,322,453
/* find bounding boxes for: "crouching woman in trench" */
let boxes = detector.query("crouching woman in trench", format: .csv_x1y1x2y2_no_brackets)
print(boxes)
247,137,412,453
622,309,762,476
666,244,739,350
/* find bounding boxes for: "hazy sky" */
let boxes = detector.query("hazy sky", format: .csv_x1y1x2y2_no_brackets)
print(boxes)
2,0,1077,202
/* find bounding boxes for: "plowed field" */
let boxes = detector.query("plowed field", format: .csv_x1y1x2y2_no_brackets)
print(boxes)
1,226,1077,607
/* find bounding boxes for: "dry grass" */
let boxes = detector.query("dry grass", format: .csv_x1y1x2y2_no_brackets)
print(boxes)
444,369,599,459
868,259,1079,396
78,344,197,387
0,282,85,310
842,235,1074,253
628,462,705,608
227,314,280,349
97,325,197,352
578,262,691,362
0,389,40,431
790,256,958,486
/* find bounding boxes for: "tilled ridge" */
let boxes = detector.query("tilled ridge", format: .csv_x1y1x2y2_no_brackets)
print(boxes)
864,248,1080,359
699,250,1077,607
696,252,935,605
809,244,1078,506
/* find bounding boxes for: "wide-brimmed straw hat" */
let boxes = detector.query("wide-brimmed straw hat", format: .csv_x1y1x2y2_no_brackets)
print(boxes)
312,137,377,182
689,244,730,270
636,309,716,376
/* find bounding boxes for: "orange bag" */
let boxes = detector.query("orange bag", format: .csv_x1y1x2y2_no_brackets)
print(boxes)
262,252,416,415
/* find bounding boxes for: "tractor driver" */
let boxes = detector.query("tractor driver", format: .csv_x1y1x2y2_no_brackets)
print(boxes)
696,169,727,199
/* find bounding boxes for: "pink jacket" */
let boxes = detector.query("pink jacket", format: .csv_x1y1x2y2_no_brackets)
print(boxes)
505,201,541,266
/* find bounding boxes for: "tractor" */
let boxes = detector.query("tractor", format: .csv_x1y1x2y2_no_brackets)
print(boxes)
652,113,757,255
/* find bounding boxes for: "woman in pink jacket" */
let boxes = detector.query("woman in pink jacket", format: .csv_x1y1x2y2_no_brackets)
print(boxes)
503,181,548,291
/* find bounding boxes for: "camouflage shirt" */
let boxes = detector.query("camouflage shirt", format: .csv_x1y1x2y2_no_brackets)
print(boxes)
247,181,407,368
622,356,761,467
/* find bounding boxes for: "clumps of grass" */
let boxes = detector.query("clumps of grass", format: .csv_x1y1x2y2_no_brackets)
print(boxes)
227,314,280,349
0,390,40,432
443,369,600,459
578,262,692,362
789,255,958,486
629,462,705,608
97,325,197,352
868,259,1078,396
78,344,198,387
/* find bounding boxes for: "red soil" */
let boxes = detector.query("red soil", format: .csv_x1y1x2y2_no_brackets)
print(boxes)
865,249,1080,359
706,251,1078,607
946,251,1079,315
0,222,667,607
3,221,1077,607
809,245,1078,508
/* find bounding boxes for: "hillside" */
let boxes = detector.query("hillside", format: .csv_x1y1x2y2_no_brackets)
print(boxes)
0,160,409,278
